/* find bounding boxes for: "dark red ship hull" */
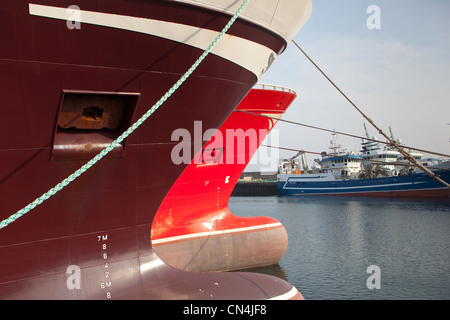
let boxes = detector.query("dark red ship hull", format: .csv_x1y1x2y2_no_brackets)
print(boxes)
152,85,297,272
0,1,311,299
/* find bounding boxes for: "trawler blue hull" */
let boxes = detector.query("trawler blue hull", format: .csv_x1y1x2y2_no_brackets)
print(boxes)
277,170,450,198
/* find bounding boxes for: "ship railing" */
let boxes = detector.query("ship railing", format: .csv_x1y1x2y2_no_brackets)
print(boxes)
255,83,297,95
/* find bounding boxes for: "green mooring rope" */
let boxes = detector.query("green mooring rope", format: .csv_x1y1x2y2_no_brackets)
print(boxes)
0,0,250,231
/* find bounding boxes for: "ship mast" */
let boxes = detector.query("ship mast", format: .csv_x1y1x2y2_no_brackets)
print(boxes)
389,126,395,141
364,123,370,139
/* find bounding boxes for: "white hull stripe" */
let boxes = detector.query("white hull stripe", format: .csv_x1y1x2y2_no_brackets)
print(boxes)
283,186,448,195
152,222,282,245
267,286,299,300
283,180,428,190
29,4,276,78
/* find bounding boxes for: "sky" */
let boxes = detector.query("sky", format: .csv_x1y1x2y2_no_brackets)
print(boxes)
247,0,450,172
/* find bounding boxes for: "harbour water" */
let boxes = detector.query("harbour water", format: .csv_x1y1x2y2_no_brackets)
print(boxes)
229,195,450,300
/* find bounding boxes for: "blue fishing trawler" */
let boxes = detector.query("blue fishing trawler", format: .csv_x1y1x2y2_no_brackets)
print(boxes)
277,132,450,198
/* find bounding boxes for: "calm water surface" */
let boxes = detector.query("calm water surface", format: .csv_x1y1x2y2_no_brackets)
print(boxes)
229,195,450,300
